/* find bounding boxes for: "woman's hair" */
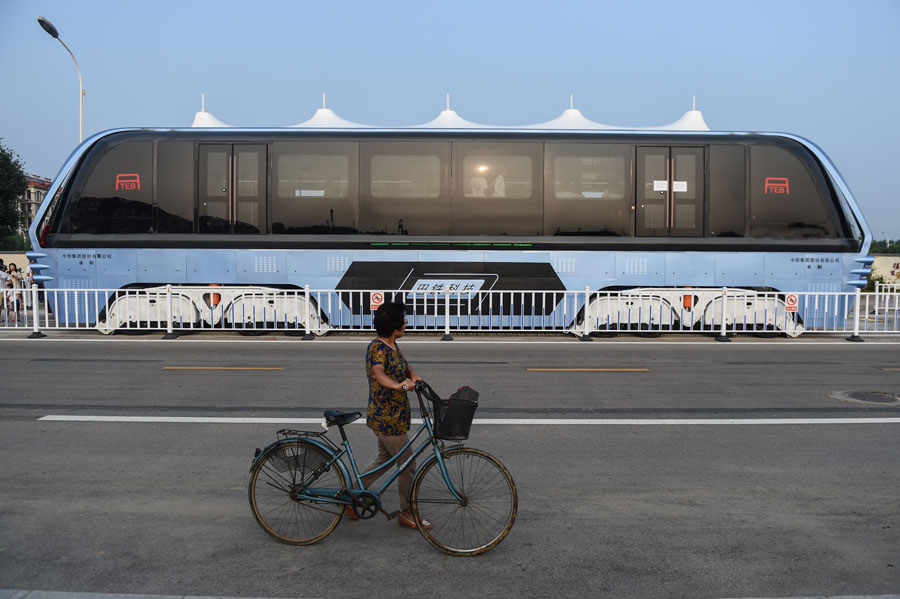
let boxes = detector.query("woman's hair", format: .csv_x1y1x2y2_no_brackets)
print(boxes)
373,301,406,337
8,263,16,271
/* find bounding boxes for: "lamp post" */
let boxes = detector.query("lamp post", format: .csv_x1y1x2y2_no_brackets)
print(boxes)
37,16,84,142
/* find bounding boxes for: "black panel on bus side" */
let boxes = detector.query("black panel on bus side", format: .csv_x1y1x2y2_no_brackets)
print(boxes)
335,261,565,316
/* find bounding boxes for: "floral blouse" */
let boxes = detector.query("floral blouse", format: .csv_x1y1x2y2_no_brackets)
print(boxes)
366,339,411,435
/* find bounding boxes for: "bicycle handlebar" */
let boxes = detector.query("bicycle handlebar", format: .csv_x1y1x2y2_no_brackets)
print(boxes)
413,379,434,421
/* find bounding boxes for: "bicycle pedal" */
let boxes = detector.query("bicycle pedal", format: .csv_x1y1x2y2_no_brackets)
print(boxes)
383,510,401,521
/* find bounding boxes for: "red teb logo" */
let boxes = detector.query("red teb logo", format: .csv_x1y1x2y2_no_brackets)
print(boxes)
115,173,141,191
764,177,790,195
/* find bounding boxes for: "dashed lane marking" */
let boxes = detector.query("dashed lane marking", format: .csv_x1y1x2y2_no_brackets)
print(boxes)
527,367,649,372
162,366,284,370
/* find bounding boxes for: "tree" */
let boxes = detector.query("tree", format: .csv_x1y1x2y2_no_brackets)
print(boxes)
871,239,900,254
0,140,25,239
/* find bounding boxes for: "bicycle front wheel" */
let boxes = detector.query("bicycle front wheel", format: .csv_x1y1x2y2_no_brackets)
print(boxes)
249,440,346,545
410,447,517,556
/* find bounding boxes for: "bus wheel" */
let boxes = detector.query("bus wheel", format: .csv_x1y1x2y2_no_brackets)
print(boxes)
238,329,268,336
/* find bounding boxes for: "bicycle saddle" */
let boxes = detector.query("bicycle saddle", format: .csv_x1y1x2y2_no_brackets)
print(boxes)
324,410,362,426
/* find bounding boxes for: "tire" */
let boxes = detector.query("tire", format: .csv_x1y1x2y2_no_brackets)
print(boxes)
410,447,517,556
248,440,346,545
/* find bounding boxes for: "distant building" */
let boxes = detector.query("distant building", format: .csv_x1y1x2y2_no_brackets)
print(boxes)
20,174,51,232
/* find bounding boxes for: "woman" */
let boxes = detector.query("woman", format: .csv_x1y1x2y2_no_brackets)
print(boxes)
7,263,23,290
6,264,23,317
357,300,429,529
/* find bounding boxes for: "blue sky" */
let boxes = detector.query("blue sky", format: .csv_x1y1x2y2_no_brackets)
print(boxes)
1,0,898,237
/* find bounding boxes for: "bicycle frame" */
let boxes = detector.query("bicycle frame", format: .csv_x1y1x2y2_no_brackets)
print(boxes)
291,387,464,510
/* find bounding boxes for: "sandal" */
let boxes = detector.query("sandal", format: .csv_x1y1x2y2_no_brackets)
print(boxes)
397,512,431,530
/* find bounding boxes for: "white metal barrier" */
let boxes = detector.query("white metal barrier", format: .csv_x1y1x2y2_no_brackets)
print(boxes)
1,285,899,339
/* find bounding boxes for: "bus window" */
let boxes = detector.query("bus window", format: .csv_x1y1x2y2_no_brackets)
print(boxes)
545,143,630,236
272,142,358,234
360,141,450,235
750,145,836,238
157,141,194,233
707,145,745,237
62,140,154,234
452,142,542,235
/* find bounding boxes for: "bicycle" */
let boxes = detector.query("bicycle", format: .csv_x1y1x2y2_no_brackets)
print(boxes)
248,380,517,556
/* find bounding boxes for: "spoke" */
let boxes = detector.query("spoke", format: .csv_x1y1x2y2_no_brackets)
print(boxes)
413,449,515,554
250,442,346,544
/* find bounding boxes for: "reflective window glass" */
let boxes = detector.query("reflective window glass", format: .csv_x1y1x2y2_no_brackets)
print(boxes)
64,140,154,234
277,154,349,199
371,155,440,199
707,145,745,237
157,141,194,233
462,155,531,199
234,147,265,234
750,145,836,238
546,143,630,236
453,142,542,235
272,141,358,234
360,142,450,235
554,156,626,200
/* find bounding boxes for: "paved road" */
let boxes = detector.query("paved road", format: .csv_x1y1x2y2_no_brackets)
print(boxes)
1,336,898,598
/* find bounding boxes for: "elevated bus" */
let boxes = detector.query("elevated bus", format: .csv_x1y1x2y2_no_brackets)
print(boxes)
27,128,873,334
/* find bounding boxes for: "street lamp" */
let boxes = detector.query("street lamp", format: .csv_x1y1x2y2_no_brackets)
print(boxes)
37,16,84,142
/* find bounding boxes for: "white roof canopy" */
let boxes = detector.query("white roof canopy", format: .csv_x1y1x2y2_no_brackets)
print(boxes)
190,93,712,131
291,94,369,128
524,108,615,130
524,96,617,129
190,94,230,127
413,95,488,128
640,109,710,131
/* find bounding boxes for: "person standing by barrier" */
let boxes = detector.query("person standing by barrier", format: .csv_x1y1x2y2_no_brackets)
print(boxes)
5,280,20,318
23,262,33,308
358,300,427,529
6,264,23,318
0,263,7,321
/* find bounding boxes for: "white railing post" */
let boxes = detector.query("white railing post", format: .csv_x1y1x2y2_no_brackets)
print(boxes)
847,287,864,342
302,284,314,340
580,286,593,341
28,284,45,338
163,284,178,339
873,280,881,327
715,286,731,342
442,289,452,341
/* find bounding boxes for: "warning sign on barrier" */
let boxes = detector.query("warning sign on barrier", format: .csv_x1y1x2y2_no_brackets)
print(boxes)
370,292,385,311
785,293,799,312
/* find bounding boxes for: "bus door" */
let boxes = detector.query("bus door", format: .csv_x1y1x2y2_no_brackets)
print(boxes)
636,147,704,237
199,144,267,233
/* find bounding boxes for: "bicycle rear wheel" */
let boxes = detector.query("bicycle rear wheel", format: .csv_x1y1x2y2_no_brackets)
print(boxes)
410,447,517,556
248,440,346,545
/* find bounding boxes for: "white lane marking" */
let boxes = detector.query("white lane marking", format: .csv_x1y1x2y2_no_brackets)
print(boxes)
718,596,900,599
0,591,324,599
2,593,897,599
37,415,900,425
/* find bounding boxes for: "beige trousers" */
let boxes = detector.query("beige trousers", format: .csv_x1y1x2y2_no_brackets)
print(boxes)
361,430,416,512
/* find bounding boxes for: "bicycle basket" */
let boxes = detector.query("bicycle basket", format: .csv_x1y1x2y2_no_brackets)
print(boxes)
430,386,479,441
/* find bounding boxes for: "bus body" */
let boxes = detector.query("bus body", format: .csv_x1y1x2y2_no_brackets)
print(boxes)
27,128,873,332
